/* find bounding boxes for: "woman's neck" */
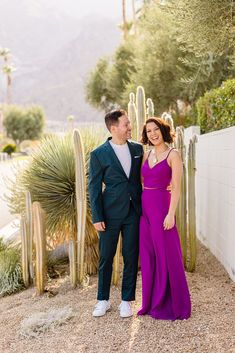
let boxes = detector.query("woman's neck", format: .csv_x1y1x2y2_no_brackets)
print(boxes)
153,143,168,154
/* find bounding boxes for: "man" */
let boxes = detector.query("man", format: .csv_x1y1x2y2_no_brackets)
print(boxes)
89,109,143,318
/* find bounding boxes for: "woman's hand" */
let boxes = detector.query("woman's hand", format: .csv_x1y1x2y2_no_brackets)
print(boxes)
163,213,175,230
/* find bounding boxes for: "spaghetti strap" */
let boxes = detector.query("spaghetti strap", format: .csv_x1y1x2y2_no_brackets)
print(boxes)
166,147,175,159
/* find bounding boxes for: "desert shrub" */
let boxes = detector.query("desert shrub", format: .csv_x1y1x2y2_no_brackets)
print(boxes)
2,143,16,155
0,240,23,296
196,79,235,133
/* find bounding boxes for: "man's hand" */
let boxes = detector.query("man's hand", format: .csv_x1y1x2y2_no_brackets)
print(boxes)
167,183,172,193
93,222,106,232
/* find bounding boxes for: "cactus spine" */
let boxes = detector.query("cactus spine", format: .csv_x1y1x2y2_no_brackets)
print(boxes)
25,191,33,282
175,127,187,266
136,86,146,139
33,201,46,294
187,135,197,272
128,92,138,141
21,215,29,287
73,129,87,284
146,98,154,118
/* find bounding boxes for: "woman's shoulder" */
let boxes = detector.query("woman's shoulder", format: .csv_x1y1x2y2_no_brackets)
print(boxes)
168,148,182,163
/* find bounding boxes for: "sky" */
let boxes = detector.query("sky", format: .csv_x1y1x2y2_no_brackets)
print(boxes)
53,0,143,20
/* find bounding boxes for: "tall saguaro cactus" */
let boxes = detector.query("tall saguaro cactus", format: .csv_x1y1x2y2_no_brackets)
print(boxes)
175,127,187,266
33,201,46,295
20,215,29,287
112,236,121,285
128,92,138,141
25,191,33,282
187,135,198,272
73,129,87,284
136,86,146,139
146,98,154,118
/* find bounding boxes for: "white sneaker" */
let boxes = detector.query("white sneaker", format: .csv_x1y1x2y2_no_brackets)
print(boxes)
119,301,133,318
92,300,111,317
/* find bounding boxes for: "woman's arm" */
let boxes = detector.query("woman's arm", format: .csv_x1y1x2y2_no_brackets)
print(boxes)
163,150,182,230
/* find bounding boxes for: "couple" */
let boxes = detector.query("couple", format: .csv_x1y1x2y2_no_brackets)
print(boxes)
88,109,191,320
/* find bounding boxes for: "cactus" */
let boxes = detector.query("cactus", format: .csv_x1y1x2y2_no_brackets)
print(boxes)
33,201,46,295
187,134,198,272
128,92,138,141
112,236,121,286
25,191,33,282
146,98,154,118
73,129,87,284
136,86,146,139
175,127,187,267
69,239,77,287
20,215,29,287
162,112,174,131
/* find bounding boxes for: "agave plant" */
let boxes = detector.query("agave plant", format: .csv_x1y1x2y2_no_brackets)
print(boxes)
6,127,105,278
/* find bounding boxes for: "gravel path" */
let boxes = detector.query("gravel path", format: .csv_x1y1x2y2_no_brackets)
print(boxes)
0,241,234,353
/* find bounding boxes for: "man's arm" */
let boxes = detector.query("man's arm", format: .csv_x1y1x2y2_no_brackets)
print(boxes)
88,151,105,228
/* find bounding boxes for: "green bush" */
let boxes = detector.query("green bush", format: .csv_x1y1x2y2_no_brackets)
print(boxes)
2,143,16,155
3,105,45,144
0,239,23,296
196,79,235,133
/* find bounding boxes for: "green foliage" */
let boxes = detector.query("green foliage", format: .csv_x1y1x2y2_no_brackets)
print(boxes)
0,241,23,296
6,128,105,236
2,143,16,155
86,41,136,112
3,105,45,144
86,0,235,118
171,0,235,56
196,79,235,133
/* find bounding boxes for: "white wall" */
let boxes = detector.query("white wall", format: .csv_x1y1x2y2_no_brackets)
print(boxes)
185,126,235,282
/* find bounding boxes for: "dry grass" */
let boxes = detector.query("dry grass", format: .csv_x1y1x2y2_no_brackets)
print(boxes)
0,240,234,353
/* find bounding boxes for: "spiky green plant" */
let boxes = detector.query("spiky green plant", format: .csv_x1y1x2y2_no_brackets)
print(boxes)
73,129,87,284
146,98,154,118
0,241,23,296
6,128,104,279
187,134,197,272
136,86,146,139
128,92,138,141
175,127,187,266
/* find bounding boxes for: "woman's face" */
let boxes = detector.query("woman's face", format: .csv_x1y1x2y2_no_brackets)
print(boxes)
146,122,164,146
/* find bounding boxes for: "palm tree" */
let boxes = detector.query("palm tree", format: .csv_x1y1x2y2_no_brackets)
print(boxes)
132,0,136,34
0,47,10,64
122,0,128,39
2,64,16,104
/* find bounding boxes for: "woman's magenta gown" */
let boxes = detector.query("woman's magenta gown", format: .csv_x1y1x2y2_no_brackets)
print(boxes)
138,149,191,320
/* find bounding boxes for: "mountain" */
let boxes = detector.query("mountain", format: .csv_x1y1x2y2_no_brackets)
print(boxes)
0,0,121,125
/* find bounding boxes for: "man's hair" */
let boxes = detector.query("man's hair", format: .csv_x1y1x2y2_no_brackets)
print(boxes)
104,109,127,131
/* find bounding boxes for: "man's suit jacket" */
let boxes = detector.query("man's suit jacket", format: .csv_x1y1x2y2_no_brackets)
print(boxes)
89,137,143,223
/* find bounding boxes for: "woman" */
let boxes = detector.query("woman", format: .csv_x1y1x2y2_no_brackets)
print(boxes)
137,117,191,320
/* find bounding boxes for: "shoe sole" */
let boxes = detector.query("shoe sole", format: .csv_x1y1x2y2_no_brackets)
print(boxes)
120,313,133,318
93,307,111,317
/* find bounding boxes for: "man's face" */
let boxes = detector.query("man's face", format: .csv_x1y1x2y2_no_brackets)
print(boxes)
111,115,132,141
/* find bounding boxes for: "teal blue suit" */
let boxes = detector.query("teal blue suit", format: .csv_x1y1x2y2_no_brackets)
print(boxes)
89,137,143,301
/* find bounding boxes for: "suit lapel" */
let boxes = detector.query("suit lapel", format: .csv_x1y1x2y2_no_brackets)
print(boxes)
127,140,135,180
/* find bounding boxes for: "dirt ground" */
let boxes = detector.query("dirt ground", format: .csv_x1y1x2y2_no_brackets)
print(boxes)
0,241,234,353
